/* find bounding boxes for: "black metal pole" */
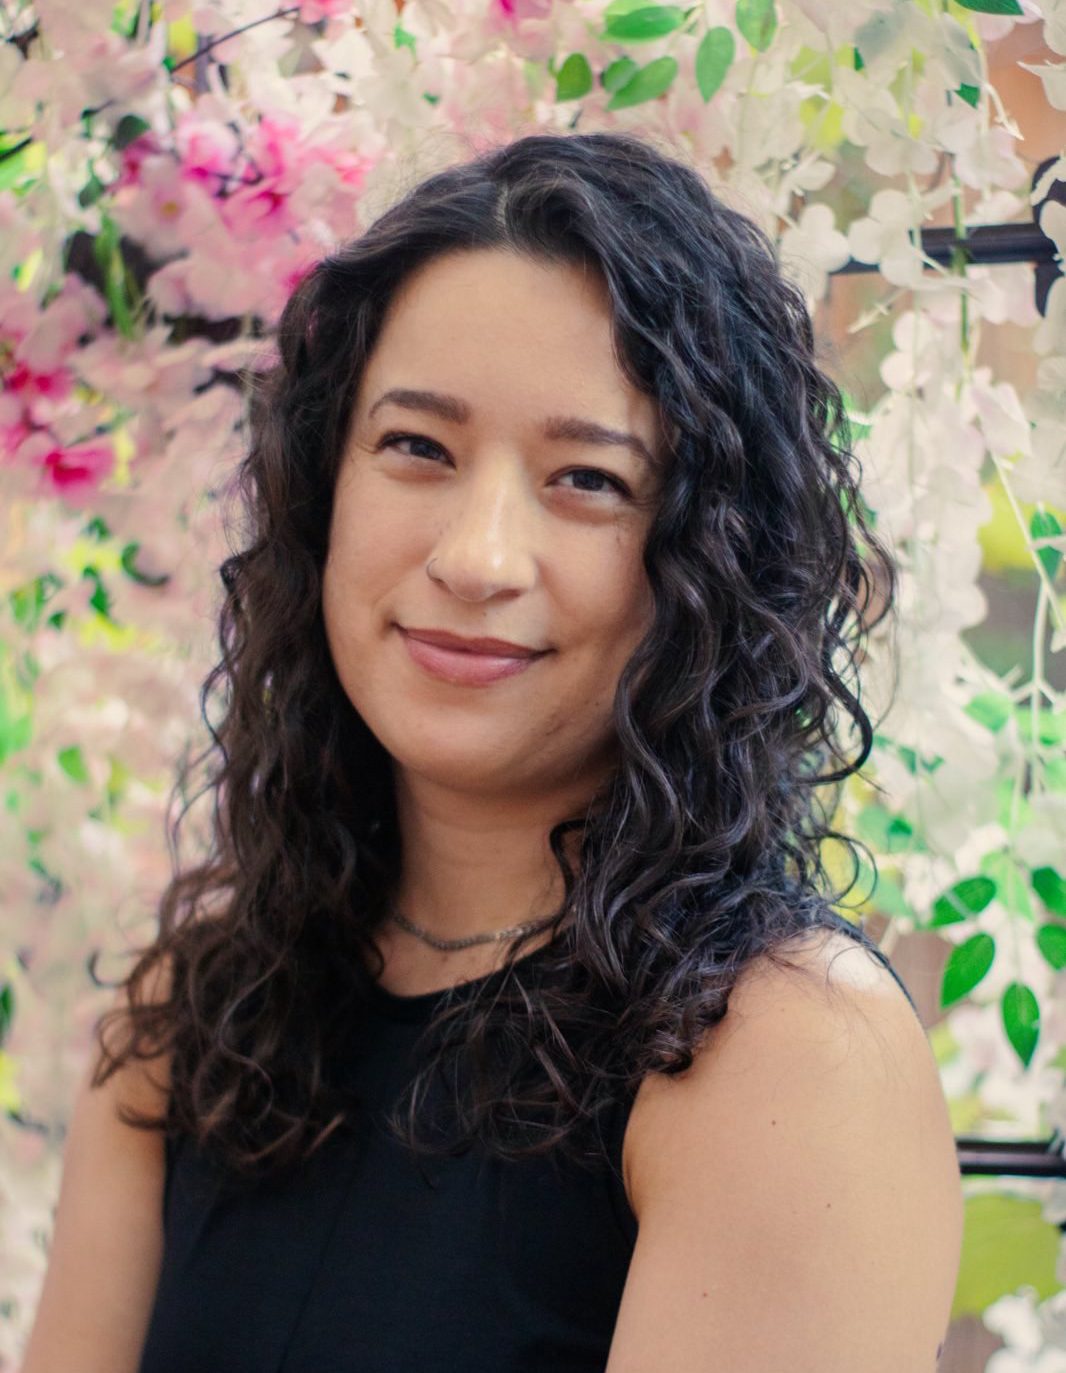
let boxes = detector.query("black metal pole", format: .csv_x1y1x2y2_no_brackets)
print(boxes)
830,159,1064,314
833,221,1060,275
955,1135,1066,1179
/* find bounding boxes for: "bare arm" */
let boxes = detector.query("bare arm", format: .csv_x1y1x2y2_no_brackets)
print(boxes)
20,966,173,1373
607,933,963,1373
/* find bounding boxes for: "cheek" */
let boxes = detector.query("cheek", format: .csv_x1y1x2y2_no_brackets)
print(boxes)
562,537,652,669
605,536,654,635
324,476,421,612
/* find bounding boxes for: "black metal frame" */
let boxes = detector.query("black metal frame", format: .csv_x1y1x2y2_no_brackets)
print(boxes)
956,1135,1066,1180
830,154,1065,316
957,1135,1066,1235
830,155,1066,1196
836,221,1058,273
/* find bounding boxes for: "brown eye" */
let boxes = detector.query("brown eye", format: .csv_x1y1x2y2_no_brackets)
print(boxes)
378,432,449,463
558,468,630,497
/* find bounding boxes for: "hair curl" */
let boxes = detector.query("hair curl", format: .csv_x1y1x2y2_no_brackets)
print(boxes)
91,129,901,1182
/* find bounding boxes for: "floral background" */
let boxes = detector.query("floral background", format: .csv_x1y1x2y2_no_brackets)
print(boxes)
1,0,1065,1366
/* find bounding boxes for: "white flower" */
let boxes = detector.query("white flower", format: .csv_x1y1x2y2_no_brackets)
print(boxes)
848,188,927,288
1039,200,1066,260
1010,417,1066,505
971,373,1032,458
1019,60,1066,110
985,1292,1049,1361
837,70,938,178
778,203,850,301
956,125,1028,192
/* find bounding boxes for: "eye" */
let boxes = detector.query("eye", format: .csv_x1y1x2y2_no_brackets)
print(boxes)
377,432,449,463
557,468,631,497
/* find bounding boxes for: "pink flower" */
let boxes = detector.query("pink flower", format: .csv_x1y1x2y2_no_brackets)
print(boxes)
0,411,33,463
38,439,114,497
247,112,299,183
221,182,290,237
297,0,351,23
4,359,74,405
111,155,218,259
493,0,551,16
174,112,240,192
217,113,301,239
114,129,166,191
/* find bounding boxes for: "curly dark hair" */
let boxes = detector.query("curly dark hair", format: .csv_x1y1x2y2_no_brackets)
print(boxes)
91,128,900,1182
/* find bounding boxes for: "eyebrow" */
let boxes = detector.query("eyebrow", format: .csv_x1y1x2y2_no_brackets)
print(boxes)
366,387,657,469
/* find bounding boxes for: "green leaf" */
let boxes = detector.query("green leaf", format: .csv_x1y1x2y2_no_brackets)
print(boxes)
886,816,915,851
9,573,63,632
951,1193,1064,1320
695,26,734,101
93,216,136,339
112,114,151,150
78,173,105,209
930,875,997,927
1032,866,1066,915
106,755,130,809
603,0,655,17
735,0,777,51
1036,922,1066,971
602,57,639,92
605,55,678,109
941,932,995,1009
955,83,980,107
964,691,1013,732
82,566,113,620
120,542,171,588
1015,704,1066,747
1031,508,1063,582
855,805,892,848
0,646,32,767
853,46,864,70
0,983,12,1045
1002,981,1039,1067
0,140,33,194
555,52,593,100
852,853,916,921
953,0,1022,12
393,24,416,53
979,850,1033,920
603,4,686,40
58,745,90,785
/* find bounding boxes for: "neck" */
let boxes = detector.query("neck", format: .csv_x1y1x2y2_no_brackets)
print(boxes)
388,769,598,944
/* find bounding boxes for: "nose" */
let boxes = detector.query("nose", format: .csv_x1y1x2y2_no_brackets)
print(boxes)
427,456,537,603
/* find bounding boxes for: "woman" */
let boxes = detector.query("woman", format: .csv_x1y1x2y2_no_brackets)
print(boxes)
23,130,962,1373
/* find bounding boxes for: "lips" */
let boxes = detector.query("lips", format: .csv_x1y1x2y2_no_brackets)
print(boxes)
398,626,549,686
402,628,542,657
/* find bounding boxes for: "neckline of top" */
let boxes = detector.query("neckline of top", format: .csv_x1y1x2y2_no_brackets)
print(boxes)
363,937,560,1024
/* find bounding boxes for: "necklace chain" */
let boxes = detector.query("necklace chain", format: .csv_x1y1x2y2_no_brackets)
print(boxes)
387,908,558,952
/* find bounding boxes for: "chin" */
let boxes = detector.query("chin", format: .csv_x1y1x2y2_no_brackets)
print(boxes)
393,746,536,796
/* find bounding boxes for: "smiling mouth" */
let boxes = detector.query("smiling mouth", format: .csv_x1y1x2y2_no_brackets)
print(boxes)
397,626,549,686
402,627,543,655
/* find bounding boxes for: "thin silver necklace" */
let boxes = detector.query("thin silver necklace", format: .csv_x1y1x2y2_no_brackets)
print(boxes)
387,908,558,952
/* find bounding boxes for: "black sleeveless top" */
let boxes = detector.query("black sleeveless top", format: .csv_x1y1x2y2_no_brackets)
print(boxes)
136,919,919,1373
136,940,639,1373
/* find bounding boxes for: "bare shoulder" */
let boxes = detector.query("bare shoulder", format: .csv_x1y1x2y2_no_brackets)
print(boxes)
623,927,934,1204
731,924,916,1008
610,929,962,1373
20,953,176,1373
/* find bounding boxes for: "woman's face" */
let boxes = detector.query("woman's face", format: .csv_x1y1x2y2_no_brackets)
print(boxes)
322,247,662,800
